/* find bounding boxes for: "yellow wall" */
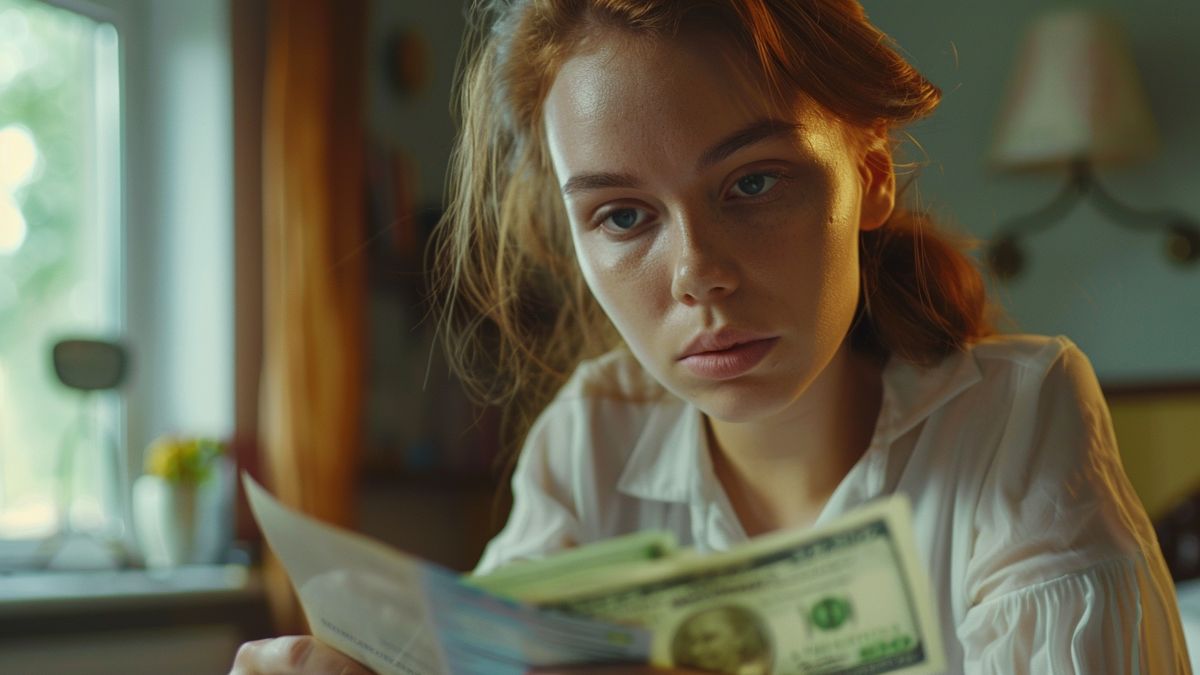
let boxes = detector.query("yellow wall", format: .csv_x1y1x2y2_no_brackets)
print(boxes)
1109,391,1200,520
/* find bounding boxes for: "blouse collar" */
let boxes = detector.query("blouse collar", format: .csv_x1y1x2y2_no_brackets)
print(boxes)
614,347,984,504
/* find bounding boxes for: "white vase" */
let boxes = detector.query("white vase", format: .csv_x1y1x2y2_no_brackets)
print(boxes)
132,458,234,568
132,475,199,568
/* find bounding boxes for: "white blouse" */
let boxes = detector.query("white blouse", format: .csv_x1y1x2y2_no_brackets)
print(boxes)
474,334,1190,673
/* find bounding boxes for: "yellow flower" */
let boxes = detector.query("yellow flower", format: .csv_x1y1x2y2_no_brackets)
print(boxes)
144,436,225,485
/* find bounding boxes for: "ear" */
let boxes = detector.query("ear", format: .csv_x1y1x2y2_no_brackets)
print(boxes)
857,131,896,232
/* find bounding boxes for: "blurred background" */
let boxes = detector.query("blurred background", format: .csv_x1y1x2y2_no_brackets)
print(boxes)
0,0,1196,672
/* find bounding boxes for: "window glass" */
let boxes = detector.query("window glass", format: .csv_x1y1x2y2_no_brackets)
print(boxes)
0,0,122,540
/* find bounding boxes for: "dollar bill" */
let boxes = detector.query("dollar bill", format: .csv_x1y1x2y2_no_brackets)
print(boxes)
465,529,678,599
522,497,944,675
245,474,942,675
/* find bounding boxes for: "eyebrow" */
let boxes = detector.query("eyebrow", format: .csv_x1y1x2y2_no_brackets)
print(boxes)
696,118,802,171
560,118,801,196
561,170,643,197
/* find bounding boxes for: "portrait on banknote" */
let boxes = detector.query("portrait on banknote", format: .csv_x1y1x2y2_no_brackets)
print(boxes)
669,604,773,675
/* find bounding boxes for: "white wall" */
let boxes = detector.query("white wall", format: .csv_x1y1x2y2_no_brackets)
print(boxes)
861,0,1200,384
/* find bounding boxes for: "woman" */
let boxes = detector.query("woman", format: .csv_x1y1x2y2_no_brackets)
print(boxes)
232,1,1189,673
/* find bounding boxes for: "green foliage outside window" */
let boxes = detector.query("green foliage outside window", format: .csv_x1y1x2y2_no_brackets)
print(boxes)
0,0,121,538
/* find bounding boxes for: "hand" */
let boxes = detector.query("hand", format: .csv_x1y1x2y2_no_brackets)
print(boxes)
528,666,708,674
230,636,375,675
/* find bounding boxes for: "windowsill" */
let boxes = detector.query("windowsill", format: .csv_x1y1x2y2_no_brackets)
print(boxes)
0,563,258,613
0,563,269,638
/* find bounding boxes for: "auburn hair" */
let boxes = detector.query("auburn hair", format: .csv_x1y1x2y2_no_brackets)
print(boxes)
430,0,994,455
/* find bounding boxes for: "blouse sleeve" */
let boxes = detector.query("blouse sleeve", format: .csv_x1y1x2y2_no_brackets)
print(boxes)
957,554,1185,673
472,399,584,575
956,339,1190,673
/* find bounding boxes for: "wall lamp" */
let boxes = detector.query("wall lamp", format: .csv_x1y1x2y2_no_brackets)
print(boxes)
986,9,1200,281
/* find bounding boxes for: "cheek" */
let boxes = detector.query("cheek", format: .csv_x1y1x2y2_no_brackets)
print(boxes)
573,234,670,347
789,169,862,292
802,214,859,304
749,201,854,290
575,236,643,313
743,200,861,351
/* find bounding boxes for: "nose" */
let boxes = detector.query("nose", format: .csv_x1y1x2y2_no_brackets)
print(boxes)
669,214,739,306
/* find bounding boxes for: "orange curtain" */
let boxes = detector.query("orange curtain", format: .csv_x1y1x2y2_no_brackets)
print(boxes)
260,0,367,632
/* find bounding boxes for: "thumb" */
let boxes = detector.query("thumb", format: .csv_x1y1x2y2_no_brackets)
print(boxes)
232,636,374,674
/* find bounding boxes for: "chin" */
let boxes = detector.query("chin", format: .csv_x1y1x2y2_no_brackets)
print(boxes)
685,377,803,424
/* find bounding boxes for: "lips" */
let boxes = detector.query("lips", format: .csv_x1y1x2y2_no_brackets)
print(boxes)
677,329,779,380
678,328,775,359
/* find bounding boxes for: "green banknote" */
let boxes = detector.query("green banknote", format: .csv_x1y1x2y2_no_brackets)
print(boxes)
495,496,944,675
466,530,679,600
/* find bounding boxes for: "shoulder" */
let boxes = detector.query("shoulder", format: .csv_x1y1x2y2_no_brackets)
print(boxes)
942,333,1109,486
559,347,670,404
885,335,1108,522
515,348,680,502
967,332,1084,380
960,333,1107,447
934,333,1099,424
955,336,1157,597
879,333,1087,444
480,350,681,568
537,348,673,438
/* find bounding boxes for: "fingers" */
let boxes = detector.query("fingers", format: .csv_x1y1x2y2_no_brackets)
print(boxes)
230,636,375,675
526,666,704,674
232,640,692,675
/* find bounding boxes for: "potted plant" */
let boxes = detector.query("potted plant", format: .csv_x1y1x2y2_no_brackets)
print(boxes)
132,436,226,568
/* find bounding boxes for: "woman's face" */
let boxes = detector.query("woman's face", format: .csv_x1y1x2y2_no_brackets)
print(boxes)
542,28,894,423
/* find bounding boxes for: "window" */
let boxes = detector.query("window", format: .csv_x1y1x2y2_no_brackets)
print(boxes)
0,0,123,542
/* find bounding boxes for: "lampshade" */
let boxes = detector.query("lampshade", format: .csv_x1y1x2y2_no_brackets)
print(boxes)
991,9,1159,171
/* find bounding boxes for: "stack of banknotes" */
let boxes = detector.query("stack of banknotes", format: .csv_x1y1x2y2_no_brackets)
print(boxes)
244,476,944,675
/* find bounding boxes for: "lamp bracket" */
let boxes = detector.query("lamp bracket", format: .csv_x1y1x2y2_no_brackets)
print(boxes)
987,160,1200,280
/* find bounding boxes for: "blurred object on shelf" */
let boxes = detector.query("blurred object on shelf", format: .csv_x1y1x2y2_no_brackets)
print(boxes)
133,436,234,569
366,141,420,265
383,28,432,96
36,338,131,571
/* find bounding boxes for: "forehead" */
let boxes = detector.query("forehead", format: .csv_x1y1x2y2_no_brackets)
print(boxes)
548,28,769,116
542,28,832,172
